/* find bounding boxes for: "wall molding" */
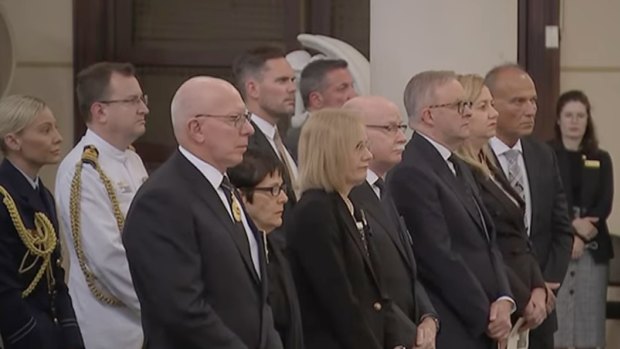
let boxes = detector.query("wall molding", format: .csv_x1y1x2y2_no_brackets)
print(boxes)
16,61,72,68
561,66,620,73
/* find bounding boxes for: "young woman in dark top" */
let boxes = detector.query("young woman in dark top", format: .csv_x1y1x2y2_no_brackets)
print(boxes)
550,90,613,349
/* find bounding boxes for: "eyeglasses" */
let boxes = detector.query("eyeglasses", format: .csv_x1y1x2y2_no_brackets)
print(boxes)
195,110,252,128
366,123,407,134
428,100,473,115
253,184,287,197
99,94,148,106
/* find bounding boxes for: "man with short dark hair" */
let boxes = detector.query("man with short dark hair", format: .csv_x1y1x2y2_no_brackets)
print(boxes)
286,59,357,160
233,46,298,231
55,62,148,349
485,64,573,349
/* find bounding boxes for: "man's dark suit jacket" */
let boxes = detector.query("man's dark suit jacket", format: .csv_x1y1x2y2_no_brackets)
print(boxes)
349,181,438,338
491,137,573,339
122,150,282,349
550,140,614,263
388,134,512,349
288,189,412,349
248,120,297,217
0,160,84,349
470,164,546,316
266,235,304,349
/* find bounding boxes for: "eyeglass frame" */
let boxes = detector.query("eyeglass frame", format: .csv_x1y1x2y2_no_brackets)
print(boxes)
98,94,149,106
427,100,473,115
251,183,288,197
366,123,408,133
194,110,252,128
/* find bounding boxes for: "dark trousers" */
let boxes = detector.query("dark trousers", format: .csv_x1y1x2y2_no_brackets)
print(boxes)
528,327,554,349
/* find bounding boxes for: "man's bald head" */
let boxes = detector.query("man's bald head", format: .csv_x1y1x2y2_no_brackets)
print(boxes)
171,76,243,144
170,76,253,172
485,64,538,145
343,95,401,124
344,95,406,176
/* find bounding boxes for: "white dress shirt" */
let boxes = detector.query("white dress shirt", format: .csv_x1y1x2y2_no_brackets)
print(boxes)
416,132,457,175
178,146,261,278
251,113,299,181
55,129,146,349
489,137,532,235
366,169,382,200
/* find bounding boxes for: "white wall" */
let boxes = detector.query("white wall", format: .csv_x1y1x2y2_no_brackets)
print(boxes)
1,0,74,191
560,0,620,235
370,0,517,112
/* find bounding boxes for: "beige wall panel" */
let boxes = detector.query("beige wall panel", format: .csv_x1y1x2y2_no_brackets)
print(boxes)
8,66,74,190
561,71,620,235
370,0,517,114
3,0,72,63
560,0,620,68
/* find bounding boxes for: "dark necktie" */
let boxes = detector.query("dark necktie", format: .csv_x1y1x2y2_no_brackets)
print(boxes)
220,176,253,259
374,177,385,199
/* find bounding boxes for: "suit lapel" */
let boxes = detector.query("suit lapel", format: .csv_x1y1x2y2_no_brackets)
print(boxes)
352,183,413,271
174,152,261,284
333,194,381,285
521,139,540,233
580,153,600,212
250,121,297,205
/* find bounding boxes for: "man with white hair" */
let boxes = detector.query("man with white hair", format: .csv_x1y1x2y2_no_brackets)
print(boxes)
346,95,439,349
122,76,283,349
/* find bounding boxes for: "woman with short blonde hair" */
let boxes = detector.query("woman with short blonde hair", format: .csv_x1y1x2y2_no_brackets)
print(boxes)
0,95,84,348
297,108,368,193
289,108,411,349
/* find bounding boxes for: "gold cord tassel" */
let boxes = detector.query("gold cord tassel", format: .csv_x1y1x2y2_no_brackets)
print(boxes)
0,186,57,298
69,145,124,306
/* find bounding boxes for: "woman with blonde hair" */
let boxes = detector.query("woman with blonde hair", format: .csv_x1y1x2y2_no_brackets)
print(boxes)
0,95,84,348
288,108,412,349
456,74,548,343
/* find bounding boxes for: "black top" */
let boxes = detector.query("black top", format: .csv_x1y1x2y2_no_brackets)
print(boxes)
566,150,583,207
549,140,615,263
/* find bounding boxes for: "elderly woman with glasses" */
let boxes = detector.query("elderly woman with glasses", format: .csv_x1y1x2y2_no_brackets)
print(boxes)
0,95,84,349
228,148,303,349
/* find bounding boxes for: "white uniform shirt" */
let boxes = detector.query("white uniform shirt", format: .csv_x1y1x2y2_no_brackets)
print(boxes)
55,129,147,349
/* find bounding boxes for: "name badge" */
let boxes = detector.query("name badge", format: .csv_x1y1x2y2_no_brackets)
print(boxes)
584,159,600,169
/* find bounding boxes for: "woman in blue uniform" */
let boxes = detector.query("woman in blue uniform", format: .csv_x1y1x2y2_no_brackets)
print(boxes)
0,95,84,349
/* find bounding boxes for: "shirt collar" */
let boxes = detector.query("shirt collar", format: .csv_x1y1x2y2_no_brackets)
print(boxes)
9,160,39,189
178,146,224,190
84,129,129,163
251,113,277,141
489,137,523,156
365,169,380,187
416,131,452,162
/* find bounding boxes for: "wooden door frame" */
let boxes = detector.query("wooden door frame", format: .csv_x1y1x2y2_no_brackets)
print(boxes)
518,0,561,141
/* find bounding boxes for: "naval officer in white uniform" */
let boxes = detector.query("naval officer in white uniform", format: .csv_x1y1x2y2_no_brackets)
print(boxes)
55,62,148,349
